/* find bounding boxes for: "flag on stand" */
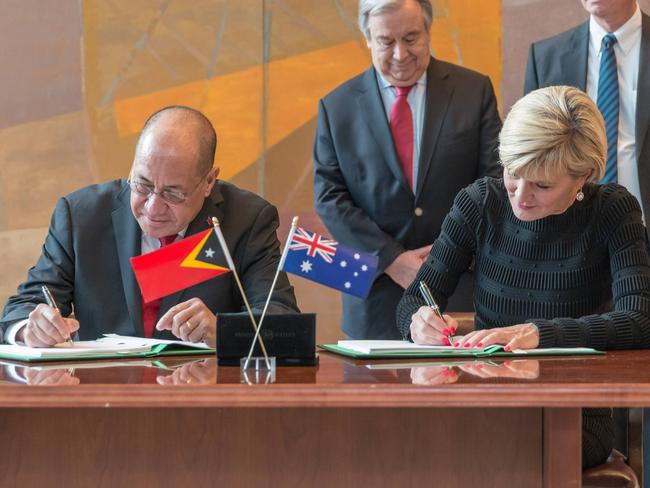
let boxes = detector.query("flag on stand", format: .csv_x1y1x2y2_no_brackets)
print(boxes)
131,228,230,302
281,227,378,298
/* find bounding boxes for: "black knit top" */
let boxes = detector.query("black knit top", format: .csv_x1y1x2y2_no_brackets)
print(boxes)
396,177,650,349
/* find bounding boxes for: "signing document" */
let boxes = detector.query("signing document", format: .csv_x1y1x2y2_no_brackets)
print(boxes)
0,334,212,362
320,340,602,359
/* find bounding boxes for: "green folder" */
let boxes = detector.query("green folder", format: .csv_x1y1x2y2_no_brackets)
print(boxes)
319,343,603,359
0,335,215,363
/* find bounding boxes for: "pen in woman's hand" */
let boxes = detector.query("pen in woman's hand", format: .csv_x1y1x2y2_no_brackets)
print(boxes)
41,285,74,346
418,281,455,344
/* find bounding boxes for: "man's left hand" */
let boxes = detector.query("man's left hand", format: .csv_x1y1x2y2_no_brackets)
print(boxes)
155,297,216,347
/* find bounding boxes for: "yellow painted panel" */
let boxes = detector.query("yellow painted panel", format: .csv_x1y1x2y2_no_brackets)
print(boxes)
431,0,502,107
114,41,369,180
111,1,501,180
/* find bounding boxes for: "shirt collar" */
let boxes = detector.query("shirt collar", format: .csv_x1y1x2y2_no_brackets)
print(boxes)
589,4,641,56
376,70,427,91
142,227,188,245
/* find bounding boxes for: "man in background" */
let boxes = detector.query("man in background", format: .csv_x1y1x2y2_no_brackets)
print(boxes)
313,0,501,339
525,0,649,220
524,0,649,459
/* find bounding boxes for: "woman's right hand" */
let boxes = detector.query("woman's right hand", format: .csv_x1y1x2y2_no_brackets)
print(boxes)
409,306,458,345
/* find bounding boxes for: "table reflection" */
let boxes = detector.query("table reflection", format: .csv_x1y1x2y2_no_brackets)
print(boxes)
156,358,215,385
0,355,559,387
410,359,540,385
24,367,80,386
0,357,209,385
0,356,323,385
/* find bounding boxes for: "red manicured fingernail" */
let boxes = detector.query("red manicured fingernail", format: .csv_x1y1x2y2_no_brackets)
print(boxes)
454,342,460,348
477,342,484,348
475,364,484,369
451,328,457,334
464,343,471,348
442,369,452,376
443,338,450,346
443,329,450,336
504,345,511,351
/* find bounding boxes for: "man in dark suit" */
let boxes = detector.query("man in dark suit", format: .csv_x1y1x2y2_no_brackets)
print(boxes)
524,1,649,460
1,106,298,347
524,0,649,220
313,0,502,339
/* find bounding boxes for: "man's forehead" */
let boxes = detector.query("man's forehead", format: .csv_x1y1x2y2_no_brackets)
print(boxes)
136,126,199,159
131,146,200,182
368,7,425,35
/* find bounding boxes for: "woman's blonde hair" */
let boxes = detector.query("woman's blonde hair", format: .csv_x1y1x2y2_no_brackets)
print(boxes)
499,86,606,181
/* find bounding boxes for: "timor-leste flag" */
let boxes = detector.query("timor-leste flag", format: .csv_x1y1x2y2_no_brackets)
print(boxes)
130,229,230,303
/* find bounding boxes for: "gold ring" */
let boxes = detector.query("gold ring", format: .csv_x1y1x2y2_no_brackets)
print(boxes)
185,320,194,329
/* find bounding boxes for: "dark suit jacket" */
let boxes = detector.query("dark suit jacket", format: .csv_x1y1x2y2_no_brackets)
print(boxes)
524,13,650,220
313,58,502,339
1,179,298,340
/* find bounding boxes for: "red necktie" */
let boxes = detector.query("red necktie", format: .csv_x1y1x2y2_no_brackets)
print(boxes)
141,235,177,338
389,85,415,190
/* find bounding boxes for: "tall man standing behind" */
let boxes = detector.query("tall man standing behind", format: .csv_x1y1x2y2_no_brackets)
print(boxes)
313,0,502,339
524,0,650,220
524,0,649,458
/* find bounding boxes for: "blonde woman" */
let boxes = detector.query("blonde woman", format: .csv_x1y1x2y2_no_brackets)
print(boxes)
397,86,650,468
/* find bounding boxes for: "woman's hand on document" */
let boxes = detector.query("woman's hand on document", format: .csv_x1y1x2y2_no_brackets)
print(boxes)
409,306,458,345
455,323,540,351
155,297,216,347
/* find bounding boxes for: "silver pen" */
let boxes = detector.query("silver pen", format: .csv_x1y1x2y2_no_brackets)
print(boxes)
418,281,455,345
41,285,74,346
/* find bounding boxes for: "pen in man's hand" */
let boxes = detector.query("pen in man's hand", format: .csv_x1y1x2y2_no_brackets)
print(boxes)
418,281,454,345
41,285,74,346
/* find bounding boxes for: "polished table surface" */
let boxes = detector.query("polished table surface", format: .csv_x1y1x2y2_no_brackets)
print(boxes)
1,349,650,407
3,350,649,487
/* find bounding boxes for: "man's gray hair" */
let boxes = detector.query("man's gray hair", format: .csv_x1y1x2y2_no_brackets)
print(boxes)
358,0,433,39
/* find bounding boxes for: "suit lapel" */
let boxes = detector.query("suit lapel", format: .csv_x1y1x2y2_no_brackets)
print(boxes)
156,185,224,324
356,67,412,194
560,21,589,90
415,58,452,199
111,182,144,336
636,13,650,207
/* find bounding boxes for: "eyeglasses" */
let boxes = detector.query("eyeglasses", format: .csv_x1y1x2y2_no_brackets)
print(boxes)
127,176,206,205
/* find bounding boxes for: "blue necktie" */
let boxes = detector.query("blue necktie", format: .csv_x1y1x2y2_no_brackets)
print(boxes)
597,33,619,184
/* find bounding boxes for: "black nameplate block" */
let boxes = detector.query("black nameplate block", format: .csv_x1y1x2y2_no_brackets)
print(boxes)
216,313,317,366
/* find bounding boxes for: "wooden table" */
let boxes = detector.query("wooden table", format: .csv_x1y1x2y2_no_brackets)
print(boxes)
1,350,649,487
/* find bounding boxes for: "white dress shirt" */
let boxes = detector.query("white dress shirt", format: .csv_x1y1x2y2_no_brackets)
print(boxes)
4,230,185,344
586,5,644,219
376,70,427,193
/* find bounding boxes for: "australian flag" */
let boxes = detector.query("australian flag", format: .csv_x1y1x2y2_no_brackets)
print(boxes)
282,227,378,298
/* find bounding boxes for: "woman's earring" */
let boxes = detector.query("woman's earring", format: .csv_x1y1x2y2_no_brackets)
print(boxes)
576,189,584,202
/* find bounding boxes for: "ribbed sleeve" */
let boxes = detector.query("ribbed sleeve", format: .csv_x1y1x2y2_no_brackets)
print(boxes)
396,179,484,338
396,177,650,349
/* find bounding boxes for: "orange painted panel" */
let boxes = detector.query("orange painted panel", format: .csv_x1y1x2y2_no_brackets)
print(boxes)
113,41,370,180
100,1,501,180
